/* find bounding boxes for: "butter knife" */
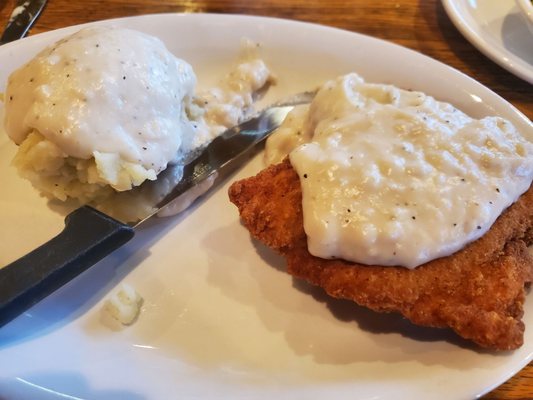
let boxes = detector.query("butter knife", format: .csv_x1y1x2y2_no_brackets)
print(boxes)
0,0,48,45
0,105,296,328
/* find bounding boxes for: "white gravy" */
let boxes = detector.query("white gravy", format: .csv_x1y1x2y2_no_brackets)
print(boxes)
266,73,533,268
4,26,197,175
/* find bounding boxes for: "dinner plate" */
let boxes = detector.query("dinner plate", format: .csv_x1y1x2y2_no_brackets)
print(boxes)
0,13,532,400
442,0,533,84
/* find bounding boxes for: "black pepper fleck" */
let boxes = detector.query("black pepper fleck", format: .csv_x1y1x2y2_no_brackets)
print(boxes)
453,223,457,227
496,188,500,193
303,174,308,178
477,225,481,229
9,96,13,101
142,147,147,150
123,76,126,80
411,216,416,220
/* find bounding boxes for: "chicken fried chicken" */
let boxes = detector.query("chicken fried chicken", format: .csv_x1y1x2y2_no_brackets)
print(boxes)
228,158,533,350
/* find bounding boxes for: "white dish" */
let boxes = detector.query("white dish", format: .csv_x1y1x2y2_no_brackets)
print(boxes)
515,0,533,35
0,13,532,400
442,0,533,84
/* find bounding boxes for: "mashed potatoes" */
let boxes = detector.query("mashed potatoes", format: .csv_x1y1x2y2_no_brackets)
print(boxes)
5,26,197,203
3,27,272,216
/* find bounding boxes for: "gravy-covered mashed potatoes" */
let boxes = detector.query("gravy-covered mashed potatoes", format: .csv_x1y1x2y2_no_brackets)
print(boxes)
3,26,271,209
266,73,533,268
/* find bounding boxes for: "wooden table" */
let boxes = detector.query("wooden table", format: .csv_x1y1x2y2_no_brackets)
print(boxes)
0,0,531,398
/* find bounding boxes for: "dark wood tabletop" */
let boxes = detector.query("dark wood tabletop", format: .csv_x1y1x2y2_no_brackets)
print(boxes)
0,0,531,398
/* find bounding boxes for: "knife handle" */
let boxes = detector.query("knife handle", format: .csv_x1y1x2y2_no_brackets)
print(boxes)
0,206,134,328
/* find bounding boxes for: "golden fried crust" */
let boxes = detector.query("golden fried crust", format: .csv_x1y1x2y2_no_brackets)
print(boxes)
228,159,533,350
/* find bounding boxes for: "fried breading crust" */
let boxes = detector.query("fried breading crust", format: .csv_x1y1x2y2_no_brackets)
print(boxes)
228,159,533,350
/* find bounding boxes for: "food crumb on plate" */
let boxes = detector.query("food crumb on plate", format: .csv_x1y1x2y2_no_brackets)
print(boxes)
104,283,143,326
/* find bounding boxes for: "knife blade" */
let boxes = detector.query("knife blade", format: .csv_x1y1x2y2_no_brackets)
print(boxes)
0,104,295,328
0,0,48,45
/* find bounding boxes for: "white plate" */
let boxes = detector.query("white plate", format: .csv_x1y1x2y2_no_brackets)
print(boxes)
0,13,532,400
442,0,533,84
